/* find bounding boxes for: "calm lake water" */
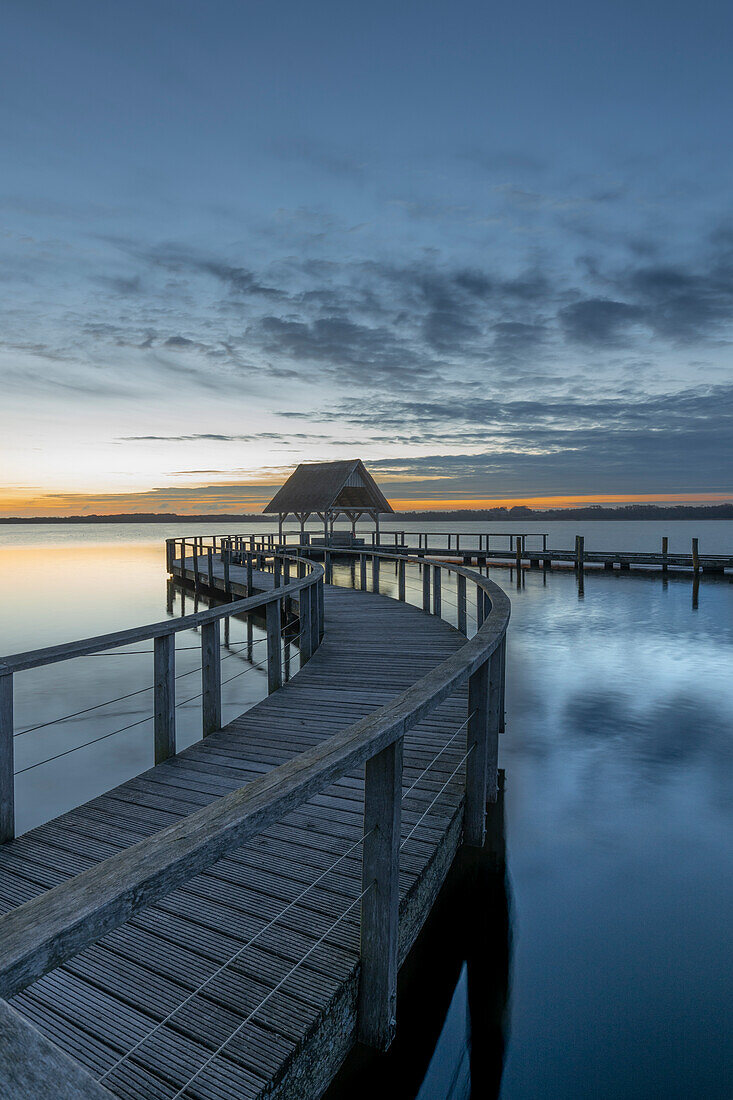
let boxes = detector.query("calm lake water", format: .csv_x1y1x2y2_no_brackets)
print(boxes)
1,520,732,1098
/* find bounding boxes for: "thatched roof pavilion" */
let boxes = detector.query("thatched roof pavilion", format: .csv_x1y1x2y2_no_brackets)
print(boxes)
264,459,394,540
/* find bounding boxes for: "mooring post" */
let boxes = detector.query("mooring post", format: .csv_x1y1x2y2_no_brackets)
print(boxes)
372,553,380,593
457,573,467,634
575,535,585,572
662,536,668,572
0,666,14,843
432,564,441,616
398,557,406,601
266,598,283,693
201,620,221,737
692,537,700,573
165,539,174,573
422,562,431,612
359,737,403,1051
153,634,176,764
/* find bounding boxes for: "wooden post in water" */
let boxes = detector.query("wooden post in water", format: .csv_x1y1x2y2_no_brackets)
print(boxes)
165,539,175,573
662,536,668,573
358,738,403,1051
575,535,585,572
201,621,221,736
457,573,467,634
692,537,700,573
515,539,521,572
0,667,14,843
153,634,175,764
266,598,283,693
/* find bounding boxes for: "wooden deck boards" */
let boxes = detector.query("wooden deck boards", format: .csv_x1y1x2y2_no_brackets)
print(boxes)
1,567,471,1100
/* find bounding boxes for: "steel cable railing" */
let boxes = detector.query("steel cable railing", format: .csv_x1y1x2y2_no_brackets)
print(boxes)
98,826,375,1088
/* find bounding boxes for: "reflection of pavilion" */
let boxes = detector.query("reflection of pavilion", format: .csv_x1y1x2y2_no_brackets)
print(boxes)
263,458,394,543
326,774,511,1100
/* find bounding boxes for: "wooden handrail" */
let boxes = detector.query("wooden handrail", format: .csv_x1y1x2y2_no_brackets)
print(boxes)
1,554,322,672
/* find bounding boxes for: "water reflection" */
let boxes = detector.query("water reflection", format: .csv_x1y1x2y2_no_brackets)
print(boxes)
327,778,510,1100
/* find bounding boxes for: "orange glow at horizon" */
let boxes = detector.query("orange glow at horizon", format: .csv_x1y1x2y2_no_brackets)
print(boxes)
387,492,733,511
1,487,732,518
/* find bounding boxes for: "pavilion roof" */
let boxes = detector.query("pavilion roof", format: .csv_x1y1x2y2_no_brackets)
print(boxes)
263,459,394,515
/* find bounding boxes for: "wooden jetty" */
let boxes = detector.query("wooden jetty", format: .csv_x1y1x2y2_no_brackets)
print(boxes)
235,528,732,576
0,540,509,1099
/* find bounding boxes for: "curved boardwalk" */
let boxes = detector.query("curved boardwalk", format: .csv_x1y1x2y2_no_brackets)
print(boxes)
0,575,469,1099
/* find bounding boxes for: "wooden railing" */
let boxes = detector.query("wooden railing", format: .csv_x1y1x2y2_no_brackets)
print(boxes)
0,551,324,845
0,542,509,1094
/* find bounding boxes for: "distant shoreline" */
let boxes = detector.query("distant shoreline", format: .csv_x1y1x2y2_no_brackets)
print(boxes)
2,505,733,524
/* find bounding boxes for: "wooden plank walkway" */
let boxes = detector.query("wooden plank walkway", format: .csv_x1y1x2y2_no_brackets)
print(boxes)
0,566,471,1099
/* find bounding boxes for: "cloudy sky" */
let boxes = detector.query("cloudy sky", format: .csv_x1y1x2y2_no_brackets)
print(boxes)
2,0,732,515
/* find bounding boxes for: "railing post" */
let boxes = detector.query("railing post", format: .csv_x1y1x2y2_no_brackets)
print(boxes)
498,636,506,733
692,537,700,573
266,598,283,693
192,540,200,589
299,585,313,663
432,564,441,616
201,621,221,736
207,548,214,588
153,634,175,764
464,645,501,847
325,550,332,585
398,557,406,601
359,737,403,1051
318,575,325,641
662,535,668,573
360,553,367,591
223,542,231,595
310,577,320,653
0,666,14,843
422,563,430,612
165,539,175,573
476,583,485,627
457,573,467,634
372,553,380,593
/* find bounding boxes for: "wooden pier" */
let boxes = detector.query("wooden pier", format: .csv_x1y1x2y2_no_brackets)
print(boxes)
0,541,509,1099
249,529,732,576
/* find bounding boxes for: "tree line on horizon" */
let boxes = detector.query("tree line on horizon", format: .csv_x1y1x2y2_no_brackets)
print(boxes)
2,503,733,523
